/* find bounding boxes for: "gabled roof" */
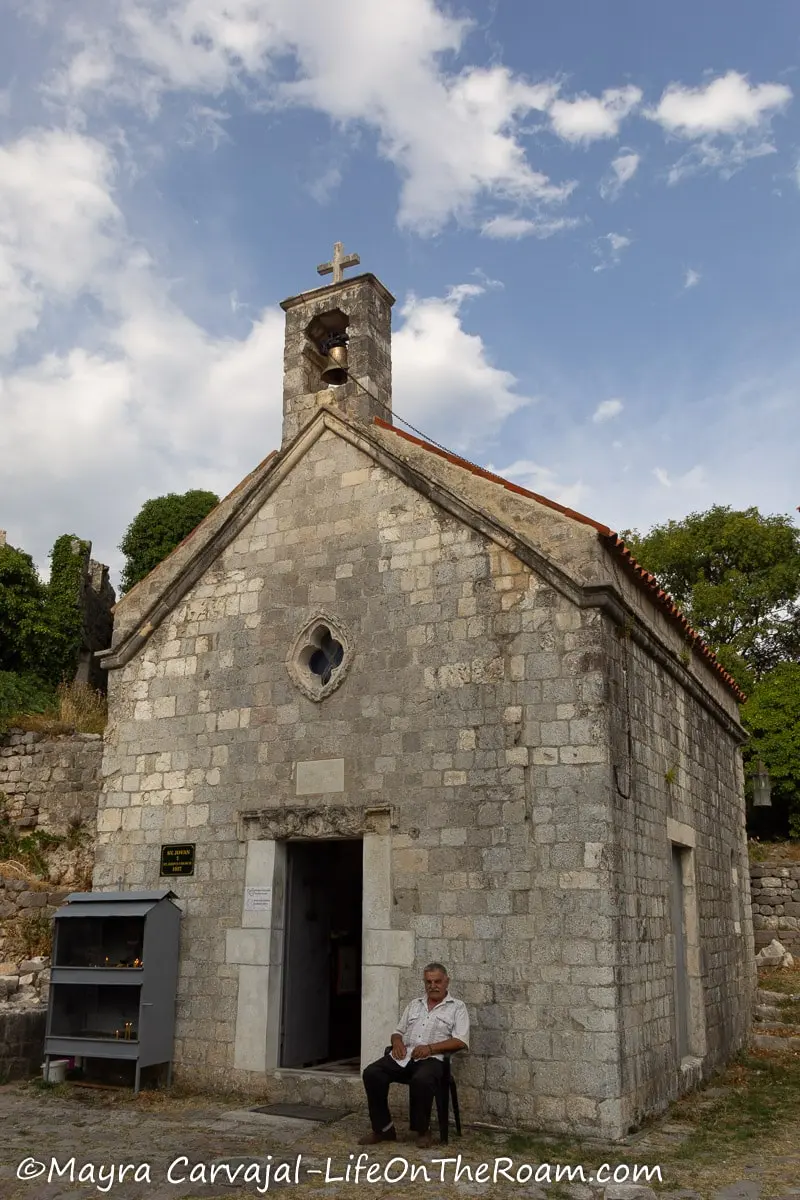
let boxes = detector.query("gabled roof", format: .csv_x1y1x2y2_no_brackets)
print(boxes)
105,406,744,703
371,418,746,703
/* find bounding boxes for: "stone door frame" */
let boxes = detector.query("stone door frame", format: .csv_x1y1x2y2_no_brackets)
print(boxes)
666,818,708,1065
225,805,414,1075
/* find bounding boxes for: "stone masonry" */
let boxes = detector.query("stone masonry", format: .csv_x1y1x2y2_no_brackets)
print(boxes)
91,267,754,1141
0,729,103,840
749,862,800,956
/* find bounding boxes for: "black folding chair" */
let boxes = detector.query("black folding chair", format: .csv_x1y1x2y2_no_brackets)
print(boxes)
434,1049,463,1145
384,1046,464,1144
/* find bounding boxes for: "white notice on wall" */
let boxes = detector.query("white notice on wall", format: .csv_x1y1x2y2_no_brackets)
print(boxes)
244,887,272,912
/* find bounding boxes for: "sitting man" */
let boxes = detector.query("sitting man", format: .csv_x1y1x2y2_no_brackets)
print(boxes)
359,962,469,1149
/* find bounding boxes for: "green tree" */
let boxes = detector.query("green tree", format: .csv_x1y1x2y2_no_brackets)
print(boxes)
119,490,219,593
624,505,800,837
0,543,49,675
41,535,90,685
742,663,800,837
622,505,800,690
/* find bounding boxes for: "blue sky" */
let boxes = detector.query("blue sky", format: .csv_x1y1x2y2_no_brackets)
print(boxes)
1,0,798,586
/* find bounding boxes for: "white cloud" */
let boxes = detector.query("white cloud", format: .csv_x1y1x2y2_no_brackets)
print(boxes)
486,459,588,511
650,71,791,137
592,232,632,272
666,137,777,184
0,129,122,356
392,283,532,452
607,233,631,254
549,85,642,144
653,465,706,490
648,71,792,183
599,150,640,200
592,398,623,423
44,0,574,234
481,214,581,239
0,120,533,577
684,268,701,289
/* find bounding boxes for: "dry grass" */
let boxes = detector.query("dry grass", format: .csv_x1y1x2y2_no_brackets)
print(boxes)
749,839,800,863
12,681,106,735
0,861,50,886
3,910,53,960
758,962,800,995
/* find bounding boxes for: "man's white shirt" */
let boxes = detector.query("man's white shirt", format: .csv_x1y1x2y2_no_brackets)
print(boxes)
391,993,470,1062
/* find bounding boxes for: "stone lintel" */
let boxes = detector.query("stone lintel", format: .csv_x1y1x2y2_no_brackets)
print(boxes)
667,818,696,848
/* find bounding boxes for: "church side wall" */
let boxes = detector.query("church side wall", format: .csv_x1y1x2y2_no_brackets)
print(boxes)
95,429,621,1135
604,621,754,1132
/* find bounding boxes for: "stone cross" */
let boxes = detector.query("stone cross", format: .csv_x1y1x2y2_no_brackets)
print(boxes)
317,241,360,285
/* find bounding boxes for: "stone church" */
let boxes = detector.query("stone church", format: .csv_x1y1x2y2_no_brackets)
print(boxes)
94,249,755,1138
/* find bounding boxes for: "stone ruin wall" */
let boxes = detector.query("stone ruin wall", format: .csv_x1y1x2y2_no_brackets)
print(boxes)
0,730,101,1078
749,862,800,957
0,729,101,961
0,729,103,845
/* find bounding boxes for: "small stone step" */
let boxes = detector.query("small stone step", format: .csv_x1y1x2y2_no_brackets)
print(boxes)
751,1031,800,1052
753,1003,783,1022
757,987,800,1004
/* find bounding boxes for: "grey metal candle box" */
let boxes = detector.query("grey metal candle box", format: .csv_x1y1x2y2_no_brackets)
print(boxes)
44,890,181,1092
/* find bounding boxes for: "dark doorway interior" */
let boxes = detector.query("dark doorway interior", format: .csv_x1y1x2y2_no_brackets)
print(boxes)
280,839,362,1070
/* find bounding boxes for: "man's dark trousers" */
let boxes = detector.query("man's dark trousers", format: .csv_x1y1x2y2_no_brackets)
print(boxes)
363,1054,445,1134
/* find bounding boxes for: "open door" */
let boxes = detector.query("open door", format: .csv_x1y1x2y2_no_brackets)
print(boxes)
280,843,331,1067
280,839,362,1069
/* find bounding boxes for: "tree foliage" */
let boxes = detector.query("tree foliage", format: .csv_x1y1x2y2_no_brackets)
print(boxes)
0,671,54,734
119,490,220,593
624,505,800,837
622,505,800,690
742,663,800,838
0,543,48,675
40,535,89,686
0,535,93,729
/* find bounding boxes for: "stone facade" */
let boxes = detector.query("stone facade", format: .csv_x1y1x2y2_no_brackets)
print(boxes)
749,862,800,956
92,269,753,1140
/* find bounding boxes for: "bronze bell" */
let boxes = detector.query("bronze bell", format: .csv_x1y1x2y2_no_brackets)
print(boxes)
320,334,349,386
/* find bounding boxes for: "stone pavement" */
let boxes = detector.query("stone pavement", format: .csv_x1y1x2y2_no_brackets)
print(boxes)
1,1082,800,1200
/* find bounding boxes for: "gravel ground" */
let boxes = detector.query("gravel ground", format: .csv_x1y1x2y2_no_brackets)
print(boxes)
1,1072,799,1200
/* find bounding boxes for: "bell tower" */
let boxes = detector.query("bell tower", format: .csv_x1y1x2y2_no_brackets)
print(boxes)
279,243,395,448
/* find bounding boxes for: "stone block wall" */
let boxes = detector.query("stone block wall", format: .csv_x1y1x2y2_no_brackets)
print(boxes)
94,429,622,1134
749,863,800,956
0,729,103,838
0,1008,47,1082
0,877,68,919
92,424,752,1140
605,624,753,1133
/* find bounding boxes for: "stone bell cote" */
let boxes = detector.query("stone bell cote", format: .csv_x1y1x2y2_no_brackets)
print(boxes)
279,255,395,448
